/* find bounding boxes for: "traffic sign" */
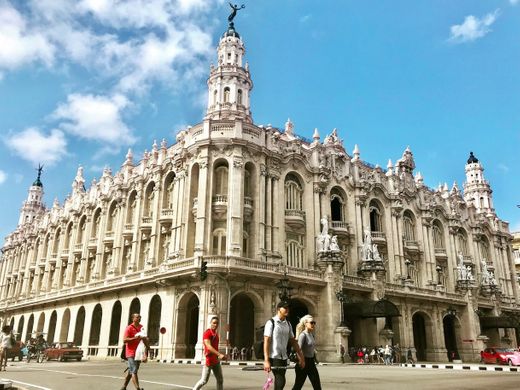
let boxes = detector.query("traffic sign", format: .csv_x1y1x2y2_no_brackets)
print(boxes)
160,327,167,334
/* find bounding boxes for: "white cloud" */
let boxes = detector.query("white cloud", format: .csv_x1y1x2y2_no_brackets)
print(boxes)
449,10,500,43
0,170,7,185
5,128,67,166
53,93,135,145
510,0,519,5
0,2,55,70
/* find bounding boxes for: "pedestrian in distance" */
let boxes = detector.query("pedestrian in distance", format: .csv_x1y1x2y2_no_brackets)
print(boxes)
193,316,227,390
339,343,345,363
291,315,322,390
263,301,305,390
121,313,149,390
0,325,14,371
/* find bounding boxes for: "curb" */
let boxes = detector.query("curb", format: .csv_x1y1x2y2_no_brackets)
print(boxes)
400,363,520,372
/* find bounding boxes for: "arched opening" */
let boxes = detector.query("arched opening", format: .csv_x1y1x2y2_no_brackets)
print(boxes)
237,89,243,105
162,172,176,209
443,315,460,361
412,313,427,361
17,316,24,341
369,200,384,233
60,309,71,342
143,182,156,218
109,301,122,346
9,318,14,332
106,202,117,233
25,314,34,342
175,293,199,358
186,164,199,258
330,188,346,222
403,210,416,241
230,294,255,351
36,313,45,333
92,208,102,238
148,295,162,349
128,298,141,324
74,307,86,346
126,191,137,225
89,304,102,346
287,299,309,333
223,87,230,103
48,311,58,344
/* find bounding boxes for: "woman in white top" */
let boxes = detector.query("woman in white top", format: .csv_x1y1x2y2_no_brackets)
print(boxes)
0,325,14,371
291,315,322,390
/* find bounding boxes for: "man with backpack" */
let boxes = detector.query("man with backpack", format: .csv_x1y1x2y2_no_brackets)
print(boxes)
121,313,149,390
263,301,305,390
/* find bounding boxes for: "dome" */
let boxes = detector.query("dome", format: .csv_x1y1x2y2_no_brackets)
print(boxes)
467,151,479,164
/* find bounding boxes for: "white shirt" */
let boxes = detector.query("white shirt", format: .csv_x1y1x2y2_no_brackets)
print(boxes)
1,333,12,349
264,316,294,360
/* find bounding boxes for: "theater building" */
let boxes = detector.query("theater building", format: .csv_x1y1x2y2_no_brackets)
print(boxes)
1,17,519,363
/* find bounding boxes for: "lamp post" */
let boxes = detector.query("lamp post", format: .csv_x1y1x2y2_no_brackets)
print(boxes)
446,306,457,317
404,259,411,280
335,290,347,327
436,265,442,285
276,272,293,302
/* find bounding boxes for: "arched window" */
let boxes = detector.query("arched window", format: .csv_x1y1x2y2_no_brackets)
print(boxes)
403,212,416,241
284,174,303,211
212,229,226,255
480,238,490,261
214,164,229,195
457,230,469,256
224,87,230,103
213,89,218,105
369,201,383,232
330,189,346,221
237,89,243,105
92,209,101,238
432,221,444,249
286,236,304,268
143,182,155,217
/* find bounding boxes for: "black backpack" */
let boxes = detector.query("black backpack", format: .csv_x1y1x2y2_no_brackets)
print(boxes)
120,344,127,360
253,319,275,360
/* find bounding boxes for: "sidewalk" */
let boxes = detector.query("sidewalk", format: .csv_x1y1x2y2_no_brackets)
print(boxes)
400,362,520,372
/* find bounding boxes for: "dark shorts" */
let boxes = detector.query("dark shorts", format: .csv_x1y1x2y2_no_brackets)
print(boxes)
127,357,140,374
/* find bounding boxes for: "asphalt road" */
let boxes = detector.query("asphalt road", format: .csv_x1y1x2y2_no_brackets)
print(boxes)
0,360,519,390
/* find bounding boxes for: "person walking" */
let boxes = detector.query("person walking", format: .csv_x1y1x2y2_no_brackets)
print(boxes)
193,316,227,390
291,315,322,390
263,301,305,390
121,313,149,390
0,325,14,371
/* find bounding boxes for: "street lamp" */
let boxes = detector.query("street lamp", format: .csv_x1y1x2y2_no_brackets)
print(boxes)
404,259,411,280
446,306,457,317
276,272,293,302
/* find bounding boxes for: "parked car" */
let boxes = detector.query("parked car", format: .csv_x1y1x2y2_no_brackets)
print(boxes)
6,340,24,361
480,347,520,366
44,342,83,362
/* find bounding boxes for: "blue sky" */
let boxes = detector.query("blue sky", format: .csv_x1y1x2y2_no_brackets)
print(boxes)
0,0,519,241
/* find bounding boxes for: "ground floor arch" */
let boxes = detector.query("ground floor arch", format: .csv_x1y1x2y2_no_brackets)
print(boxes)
148,295,162,348
109,301,122,346
412,312,429,361
16,316,24,341
89,304,102,346
230,293,255,351
60,309,71,342
25,314,34,341
74,306,85,346
287,298,309,332
443,315,461,361
175,292,199,358
36,312,45,333
48,311,58,344
128,298,141,324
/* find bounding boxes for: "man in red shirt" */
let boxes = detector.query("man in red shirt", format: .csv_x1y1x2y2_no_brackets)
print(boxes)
121,313,149,390
193,316,227,390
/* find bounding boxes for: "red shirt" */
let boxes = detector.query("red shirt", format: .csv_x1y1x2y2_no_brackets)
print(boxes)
203,328,219,366
124,323,143,358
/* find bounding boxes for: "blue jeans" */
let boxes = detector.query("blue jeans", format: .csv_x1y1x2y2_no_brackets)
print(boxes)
127,357,141,374
193,362,223,390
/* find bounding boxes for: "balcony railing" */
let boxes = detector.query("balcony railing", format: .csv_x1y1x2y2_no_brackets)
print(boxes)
212,195,228,203
434,248,447,256
141,216,153,224
331,221,349,230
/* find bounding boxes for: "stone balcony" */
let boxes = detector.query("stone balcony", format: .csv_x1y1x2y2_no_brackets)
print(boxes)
434,248,447,258
404,239,420,253
212,195,228,218
243,196,254,219
192,198,198,217
330,221,349,235
284,209,306,228
160,209,174,222
371,231,386,244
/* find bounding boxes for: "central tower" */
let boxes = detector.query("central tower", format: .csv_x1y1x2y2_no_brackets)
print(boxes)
205,16,253,123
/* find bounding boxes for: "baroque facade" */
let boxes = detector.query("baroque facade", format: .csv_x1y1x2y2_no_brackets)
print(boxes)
1,18,519,363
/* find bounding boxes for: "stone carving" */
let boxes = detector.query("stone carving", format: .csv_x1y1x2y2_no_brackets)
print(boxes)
361,229,383,262
480,259,497,286
228,3,245,23
457,253,474,281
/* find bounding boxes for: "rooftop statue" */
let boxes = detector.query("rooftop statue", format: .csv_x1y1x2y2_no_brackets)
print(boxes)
228,3,245,23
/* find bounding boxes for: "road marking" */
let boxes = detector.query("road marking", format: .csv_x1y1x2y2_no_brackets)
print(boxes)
1,377,52,390
26,368,192,388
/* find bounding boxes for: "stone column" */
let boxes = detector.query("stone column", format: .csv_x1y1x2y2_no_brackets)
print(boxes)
271,174,281,257
265,177,272,253
194,159,209,256
227,156,244,256
257,164,267,259
129,184,144,271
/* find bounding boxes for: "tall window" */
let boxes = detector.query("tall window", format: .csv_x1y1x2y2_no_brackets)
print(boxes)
432,222,444,249
213,89,218,105
403,212,416,241
237,89,243,105
330,189,346,221
457,231,469,256
212,229,226,255
369,201,383,232
480,239,490,261
286,234,304,268
214,165,229,195
224,87,230,103
284,174,303,210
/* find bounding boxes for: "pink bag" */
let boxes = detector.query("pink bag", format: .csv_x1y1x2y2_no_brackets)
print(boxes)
263,374,274,390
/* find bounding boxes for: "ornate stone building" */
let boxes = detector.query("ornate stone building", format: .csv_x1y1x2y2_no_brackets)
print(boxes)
1,18,519,363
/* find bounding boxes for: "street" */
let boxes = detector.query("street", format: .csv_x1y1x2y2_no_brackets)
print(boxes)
0,360,519,390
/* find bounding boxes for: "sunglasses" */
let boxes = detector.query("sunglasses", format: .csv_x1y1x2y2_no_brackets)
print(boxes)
309,321,316,325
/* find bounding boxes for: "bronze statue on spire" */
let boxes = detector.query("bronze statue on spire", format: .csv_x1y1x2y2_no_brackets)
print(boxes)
228,3,245,23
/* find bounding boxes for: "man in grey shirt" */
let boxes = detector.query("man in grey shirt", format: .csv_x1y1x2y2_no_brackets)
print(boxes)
263,301,305,390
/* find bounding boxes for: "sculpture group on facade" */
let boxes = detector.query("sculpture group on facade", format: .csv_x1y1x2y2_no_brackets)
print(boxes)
480,259,497,287
456,253,474,282
360,229,383,262
316,216,340,252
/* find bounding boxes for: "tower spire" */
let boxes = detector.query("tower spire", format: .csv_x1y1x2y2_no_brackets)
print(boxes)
205,5,253,123
463,151,495,215
18,164,46,226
